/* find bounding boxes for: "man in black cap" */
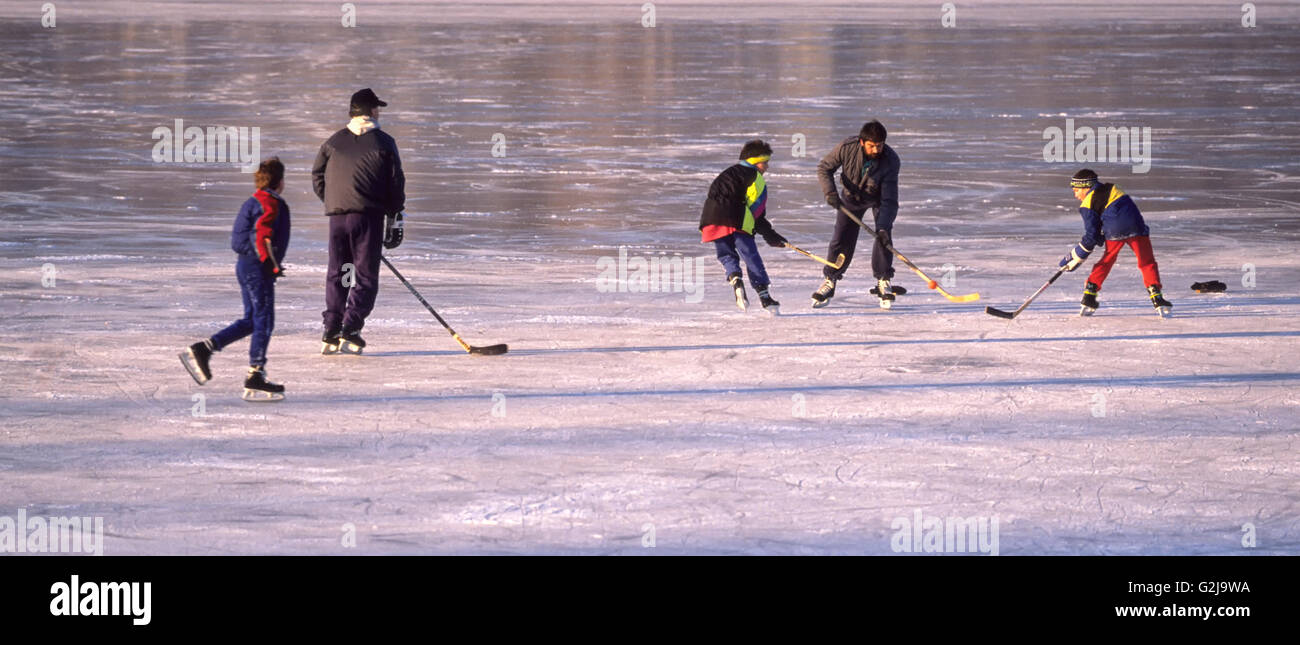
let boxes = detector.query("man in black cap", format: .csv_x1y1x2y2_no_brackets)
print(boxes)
312,88,406,354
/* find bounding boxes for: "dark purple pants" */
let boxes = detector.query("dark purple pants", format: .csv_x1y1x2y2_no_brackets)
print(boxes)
823,202,895,282
323,212,384,333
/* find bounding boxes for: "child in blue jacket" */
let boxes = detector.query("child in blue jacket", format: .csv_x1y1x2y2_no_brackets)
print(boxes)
180,157,291,401
1059,169,1172,317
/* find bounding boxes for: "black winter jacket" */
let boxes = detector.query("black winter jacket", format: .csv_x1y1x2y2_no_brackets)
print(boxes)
312,127,405,217
698,163,776,237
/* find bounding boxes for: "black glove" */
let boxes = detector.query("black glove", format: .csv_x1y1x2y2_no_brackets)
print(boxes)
383,212,405,250
874,228,892,248
761,229,788,248
826,193,843,210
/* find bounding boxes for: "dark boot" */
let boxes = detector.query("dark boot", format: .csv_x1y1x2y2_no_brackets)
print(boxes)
756,286,780,315
242,366,285,402
1148,285,1172,317
728,273,748,311
321,326,342,355
1080,281,1101,316
340,328,366,355
180,339,214,384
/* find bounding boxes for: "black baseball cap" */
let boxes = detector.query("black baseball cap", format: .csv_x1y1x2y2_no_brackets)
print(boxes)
349,88,388,112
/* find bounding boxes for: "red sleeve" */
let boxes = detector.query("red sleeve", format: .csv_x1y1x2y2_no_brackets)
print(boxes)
252,191,278,262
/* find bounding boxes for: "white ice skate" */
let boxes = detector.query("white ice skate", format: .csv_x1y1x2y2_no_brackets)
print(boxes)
877,278,895,310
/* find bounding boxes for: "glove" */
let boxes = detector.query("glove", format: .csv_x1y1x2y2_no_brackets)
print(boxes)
1058,244,1091,272
383,212,405,250
874,228,892,248
1191,280,1227,293
826,193,843,210
761,229,788,248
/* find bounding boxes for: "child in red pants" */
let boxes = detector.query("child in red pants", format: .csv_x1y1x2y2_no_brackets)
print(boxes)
1059,169,1172,317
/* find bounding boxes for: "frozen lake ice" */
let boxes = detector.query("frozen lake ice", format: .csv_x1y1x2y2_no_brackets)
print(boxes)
1,2,1298,554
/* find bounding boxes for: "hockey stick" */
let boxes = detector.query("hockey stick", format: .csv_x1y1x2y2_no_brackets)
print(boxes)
784,243,845,269
379,255,508,355
836,206,981,303
264,238,283,276
984,267,1065,319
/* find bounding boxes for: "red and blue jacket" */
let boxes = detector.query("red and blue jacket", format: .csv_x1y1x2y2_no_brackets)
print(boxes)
232,188,290,266
1078,183,1149,251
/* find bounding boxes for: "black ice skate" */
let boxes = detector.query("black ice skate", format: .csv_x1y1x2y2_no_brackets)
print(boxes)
729,274,748,311
811,278,836,308
869,284,908,296
1148,285,1173,318
339,329,366,355
876,278,896,310
242,366,285,402
321,327,342,355
180,339,214,385
1080,282,1100,317
757,287,780,316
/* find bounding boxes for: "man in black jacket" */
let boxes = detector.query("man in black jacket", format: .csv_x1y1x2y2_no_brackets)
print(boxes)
312,88,406,354
811,120,900,309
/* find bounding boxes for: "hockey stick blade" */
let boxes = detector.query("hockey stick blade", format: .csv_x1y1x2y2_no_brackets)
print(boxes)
835,206,979,303
935,287,981,303
785,243,845,269
986,266,1067,320
382,256,509,357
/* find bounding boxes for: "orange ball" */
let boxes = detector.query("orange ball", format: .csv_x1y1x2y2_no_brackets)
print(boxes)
927,280,938,289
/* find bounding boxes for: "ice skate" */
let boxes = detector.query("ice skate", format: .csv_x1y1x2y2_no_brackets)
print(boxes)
339,329,366,355
810,278,836,308
1148,285,1173,318
242,366,285,402
876,278,896,310
321,328,342,355
757,287,780,316
869,284,907,296
1079,282,1100,317
729,274,748,311
179,339,214,385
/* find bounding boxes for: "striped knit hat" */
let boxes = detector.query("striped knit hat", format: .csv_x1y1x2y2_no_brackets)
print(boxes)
1070,168,1099,189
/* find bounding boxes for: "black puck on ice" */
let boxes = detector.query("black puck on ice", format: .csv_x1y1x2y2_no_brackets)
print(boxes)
1191,280,1227,293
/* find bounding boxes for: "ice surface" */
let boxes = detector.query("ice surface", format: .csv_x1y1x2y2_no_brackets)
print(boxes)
1,7,1298,554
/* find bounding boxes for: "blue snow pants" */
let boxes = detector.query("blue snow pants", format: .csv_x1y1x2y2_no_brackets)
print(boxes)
713,232,770,290
211,257,275,368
